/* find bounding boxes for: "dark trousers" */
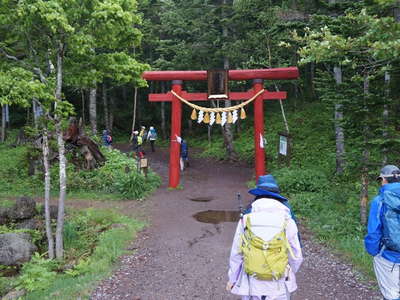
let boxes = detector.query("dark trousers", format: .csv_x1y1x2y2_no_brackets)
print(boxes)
150,140,155,152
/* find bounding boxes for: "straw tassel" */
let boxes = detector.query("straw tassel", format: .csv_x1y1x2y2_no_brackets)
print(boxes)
191,109,197,120
203,112,210,124
227,111,233,124
216,112,222,124
240,107,246,119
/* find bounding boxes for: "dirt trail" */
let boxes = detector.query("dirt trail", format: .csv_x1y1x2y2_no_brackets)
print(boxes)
91,144,380,300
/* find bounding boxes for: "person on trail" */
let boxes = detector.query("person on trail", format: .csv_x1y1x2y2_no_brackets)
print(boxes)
146,126,157,152
227,174,303,300
132,130,141,157
244,175,299,225
139,126,147,145
365,164,400,300
180,139,189,171
102,129,112,148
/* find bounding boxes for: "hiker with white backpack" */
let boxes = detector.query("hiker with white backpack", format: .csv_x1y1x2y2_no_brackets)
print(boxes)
227,175,303,300
365,165,400,300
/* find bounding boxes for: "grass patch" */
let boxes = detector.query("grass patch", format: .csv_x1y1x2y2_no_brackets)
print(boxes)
21,208,145,300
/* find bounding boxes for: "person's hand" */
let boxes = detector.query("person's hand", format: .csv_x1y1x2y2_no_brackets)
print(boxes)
226,281,234,291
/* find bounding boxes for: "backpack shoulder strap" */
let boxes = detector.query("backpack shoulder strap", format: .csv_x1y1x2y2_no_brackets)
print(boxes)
282,216,296,259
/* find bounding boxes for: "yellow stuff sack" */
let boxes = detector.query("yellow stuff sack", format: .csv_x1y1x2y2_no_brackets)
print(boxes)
240,215,293,281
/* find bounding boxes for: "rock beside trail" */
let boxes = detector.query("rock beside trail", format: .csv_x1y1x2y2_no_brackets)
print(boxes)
9,197,36,220
1,289,26,300
15,218,40,230
0,233,37,266
39,204,58,220
0,207,11,225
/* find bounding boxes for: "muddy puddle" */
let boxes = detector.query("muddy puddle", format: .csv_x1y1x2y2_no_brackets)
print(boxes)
188,196,213,202
192,210,239,224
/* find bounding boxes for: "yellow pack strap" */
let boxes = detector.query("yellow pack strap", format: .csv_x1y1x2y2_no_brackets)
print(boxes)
282,217,297,259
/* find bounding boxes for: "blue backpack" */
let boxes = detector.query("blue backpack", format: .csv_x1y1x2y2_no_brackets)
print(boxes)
382,190,400,252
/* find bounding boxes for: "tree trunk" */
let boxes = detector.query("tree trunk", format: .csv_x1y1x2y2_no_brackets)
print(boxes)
131,87,138,141
109,91,115,132
394,0,400,22
221,0,236,160
187,119,193,136
360,74,370,226
102,83,109,131
334,66,345,175
360,148,369,226
55,43,66,259
81,89,85,125
122,85,128,103
55,121,66,259
42,127,54,259
89,84,97,135
33,100,38,128
1,105,5,142
382,72,390,165
310,62,316,99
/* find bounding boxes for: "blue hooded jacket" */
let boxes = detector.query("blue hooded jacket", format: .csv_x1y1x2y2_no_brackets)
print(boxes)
365,182,400,262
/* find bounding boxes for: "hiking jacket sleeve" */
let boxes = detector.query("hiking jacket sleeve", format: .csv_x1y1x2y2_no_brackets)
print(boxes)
228,221,244,284
287,219,303,273
365,195,383,256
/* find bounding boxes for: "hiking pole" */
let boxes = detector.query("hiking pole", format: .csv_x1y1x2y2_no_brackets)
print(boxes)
237,192,243,218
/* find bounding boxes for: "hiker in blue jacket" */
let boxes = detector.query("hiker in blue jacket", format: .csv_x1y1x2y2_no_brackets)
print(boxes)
102,130,112,148
180,139,189,171
365,165,400,300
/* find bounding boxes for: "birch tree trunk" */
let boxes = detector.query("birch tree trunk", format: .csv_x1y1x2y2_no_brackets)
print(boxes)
130,87,138,141
42,127,54,259
55,121,67,259
89,83,97,135
54,43,67,259
102,83,109,131
1,105,5,143
334,66,345,175
360,74,370,226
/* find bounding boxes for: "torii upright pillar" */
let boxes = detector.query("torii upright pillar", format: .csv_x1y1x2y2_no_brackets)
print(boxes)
170,80,183,188
142,68,299,188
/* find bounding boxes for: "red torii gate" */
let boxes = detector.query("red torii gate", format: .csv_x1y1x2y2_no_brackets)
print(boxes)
142,68,299,188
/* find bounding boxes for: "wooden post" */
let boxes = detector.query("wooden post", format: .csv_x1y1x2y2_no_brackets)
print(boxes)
169,80,182,188
253,79,265,180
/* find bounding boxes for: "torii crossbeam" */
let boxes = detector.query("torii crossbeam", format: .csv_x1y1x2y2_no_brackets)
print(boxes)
142,68,299,188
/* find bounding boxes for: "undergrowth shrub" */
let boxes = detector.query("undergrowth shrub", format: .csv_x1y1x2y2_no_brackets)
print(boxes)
273,167,329,194
61,148,161,199
0,143,161,200
24,208,144,300
17,253,58,292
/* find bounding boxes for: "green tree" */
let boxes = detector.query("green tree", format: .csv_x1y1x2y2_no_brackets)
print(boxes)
0,0,148,259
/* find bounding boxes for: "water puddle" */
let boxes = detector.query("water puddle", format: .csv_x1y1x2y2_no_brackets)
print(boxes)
189,196,214,202
192,210,239,224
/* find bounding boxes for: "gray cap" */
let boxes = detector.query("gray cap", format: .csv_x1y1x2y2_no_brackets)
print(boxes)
378,165,400,180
